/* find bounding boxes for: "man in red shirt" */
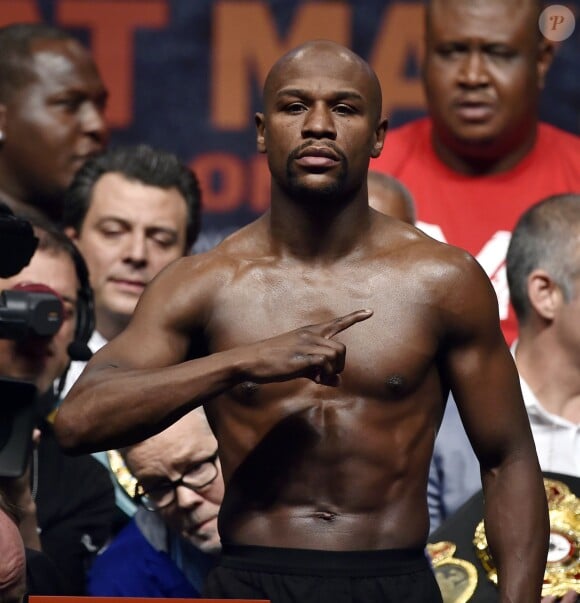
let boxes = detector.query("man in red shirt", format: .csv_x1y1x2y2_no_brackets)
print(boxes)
372,0,580,345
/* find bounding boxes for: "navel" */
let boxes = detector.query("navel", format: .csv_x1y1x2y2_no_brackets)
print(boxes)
312,510,338,522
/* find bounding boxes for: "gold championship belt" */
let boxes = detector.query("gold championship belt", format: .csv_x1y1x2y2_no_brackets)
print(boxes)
426,541,479,603
473,478,580,598
107,448,138,498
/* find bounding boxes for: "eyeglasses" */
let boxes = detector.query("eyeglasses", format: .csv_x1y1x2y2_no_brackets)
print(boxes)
134,450,219,511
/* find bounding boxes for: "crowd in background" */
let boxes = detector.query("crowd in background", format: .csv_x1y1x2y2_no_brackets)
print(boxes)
0,1,579,601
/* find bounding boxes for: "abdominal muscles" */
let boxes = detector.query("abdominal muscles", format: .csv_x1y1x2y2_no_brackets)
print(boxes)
216,392,434,550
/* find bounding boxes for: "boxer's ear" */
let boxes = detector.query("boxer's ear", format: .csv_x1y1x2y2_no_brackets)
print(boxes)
256,113,266,154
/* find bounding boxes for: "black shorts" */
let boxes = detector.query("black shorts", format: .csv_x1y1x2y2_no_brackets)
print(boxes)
203,544,443,603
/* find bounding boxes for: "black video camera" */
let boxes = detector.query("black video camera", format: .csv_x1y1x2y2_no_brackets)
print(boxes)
0,201,65,338
0,202,64,477
0,288,64,340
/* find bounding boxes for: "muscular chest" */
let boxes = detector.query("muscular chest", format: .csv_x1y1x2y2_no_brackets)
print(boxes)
206,263,439,402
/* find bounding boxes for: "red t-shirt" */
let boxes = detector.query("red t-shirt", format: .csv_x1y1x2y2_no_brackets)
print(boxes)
371,118,580,344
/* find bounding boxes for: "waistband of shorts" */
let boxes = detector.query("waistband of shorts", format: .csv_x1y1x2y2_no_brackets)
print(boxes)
219,544,430,577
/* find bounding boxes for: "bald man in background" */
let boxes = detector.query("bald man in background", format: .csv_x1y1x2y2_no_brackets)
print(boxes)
368,170,415,224
371,0,580,345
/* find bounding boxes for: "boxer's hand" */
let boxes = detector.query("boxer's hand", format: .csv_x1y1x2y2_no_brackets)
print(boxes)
243,309,373,386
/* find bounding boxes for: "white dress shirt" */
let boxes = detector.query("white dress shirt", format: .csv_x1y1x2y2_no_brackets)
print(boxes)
60,330,108,398
512,342,580,478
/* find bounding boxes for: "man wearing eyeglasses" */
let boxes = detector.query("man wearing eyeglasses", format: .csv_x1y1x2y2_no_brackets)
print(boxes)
86,408,223,597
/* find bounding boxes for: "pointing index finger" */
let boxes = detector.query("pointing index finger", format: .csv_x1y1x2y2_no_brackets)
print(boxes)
323,309,373,339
